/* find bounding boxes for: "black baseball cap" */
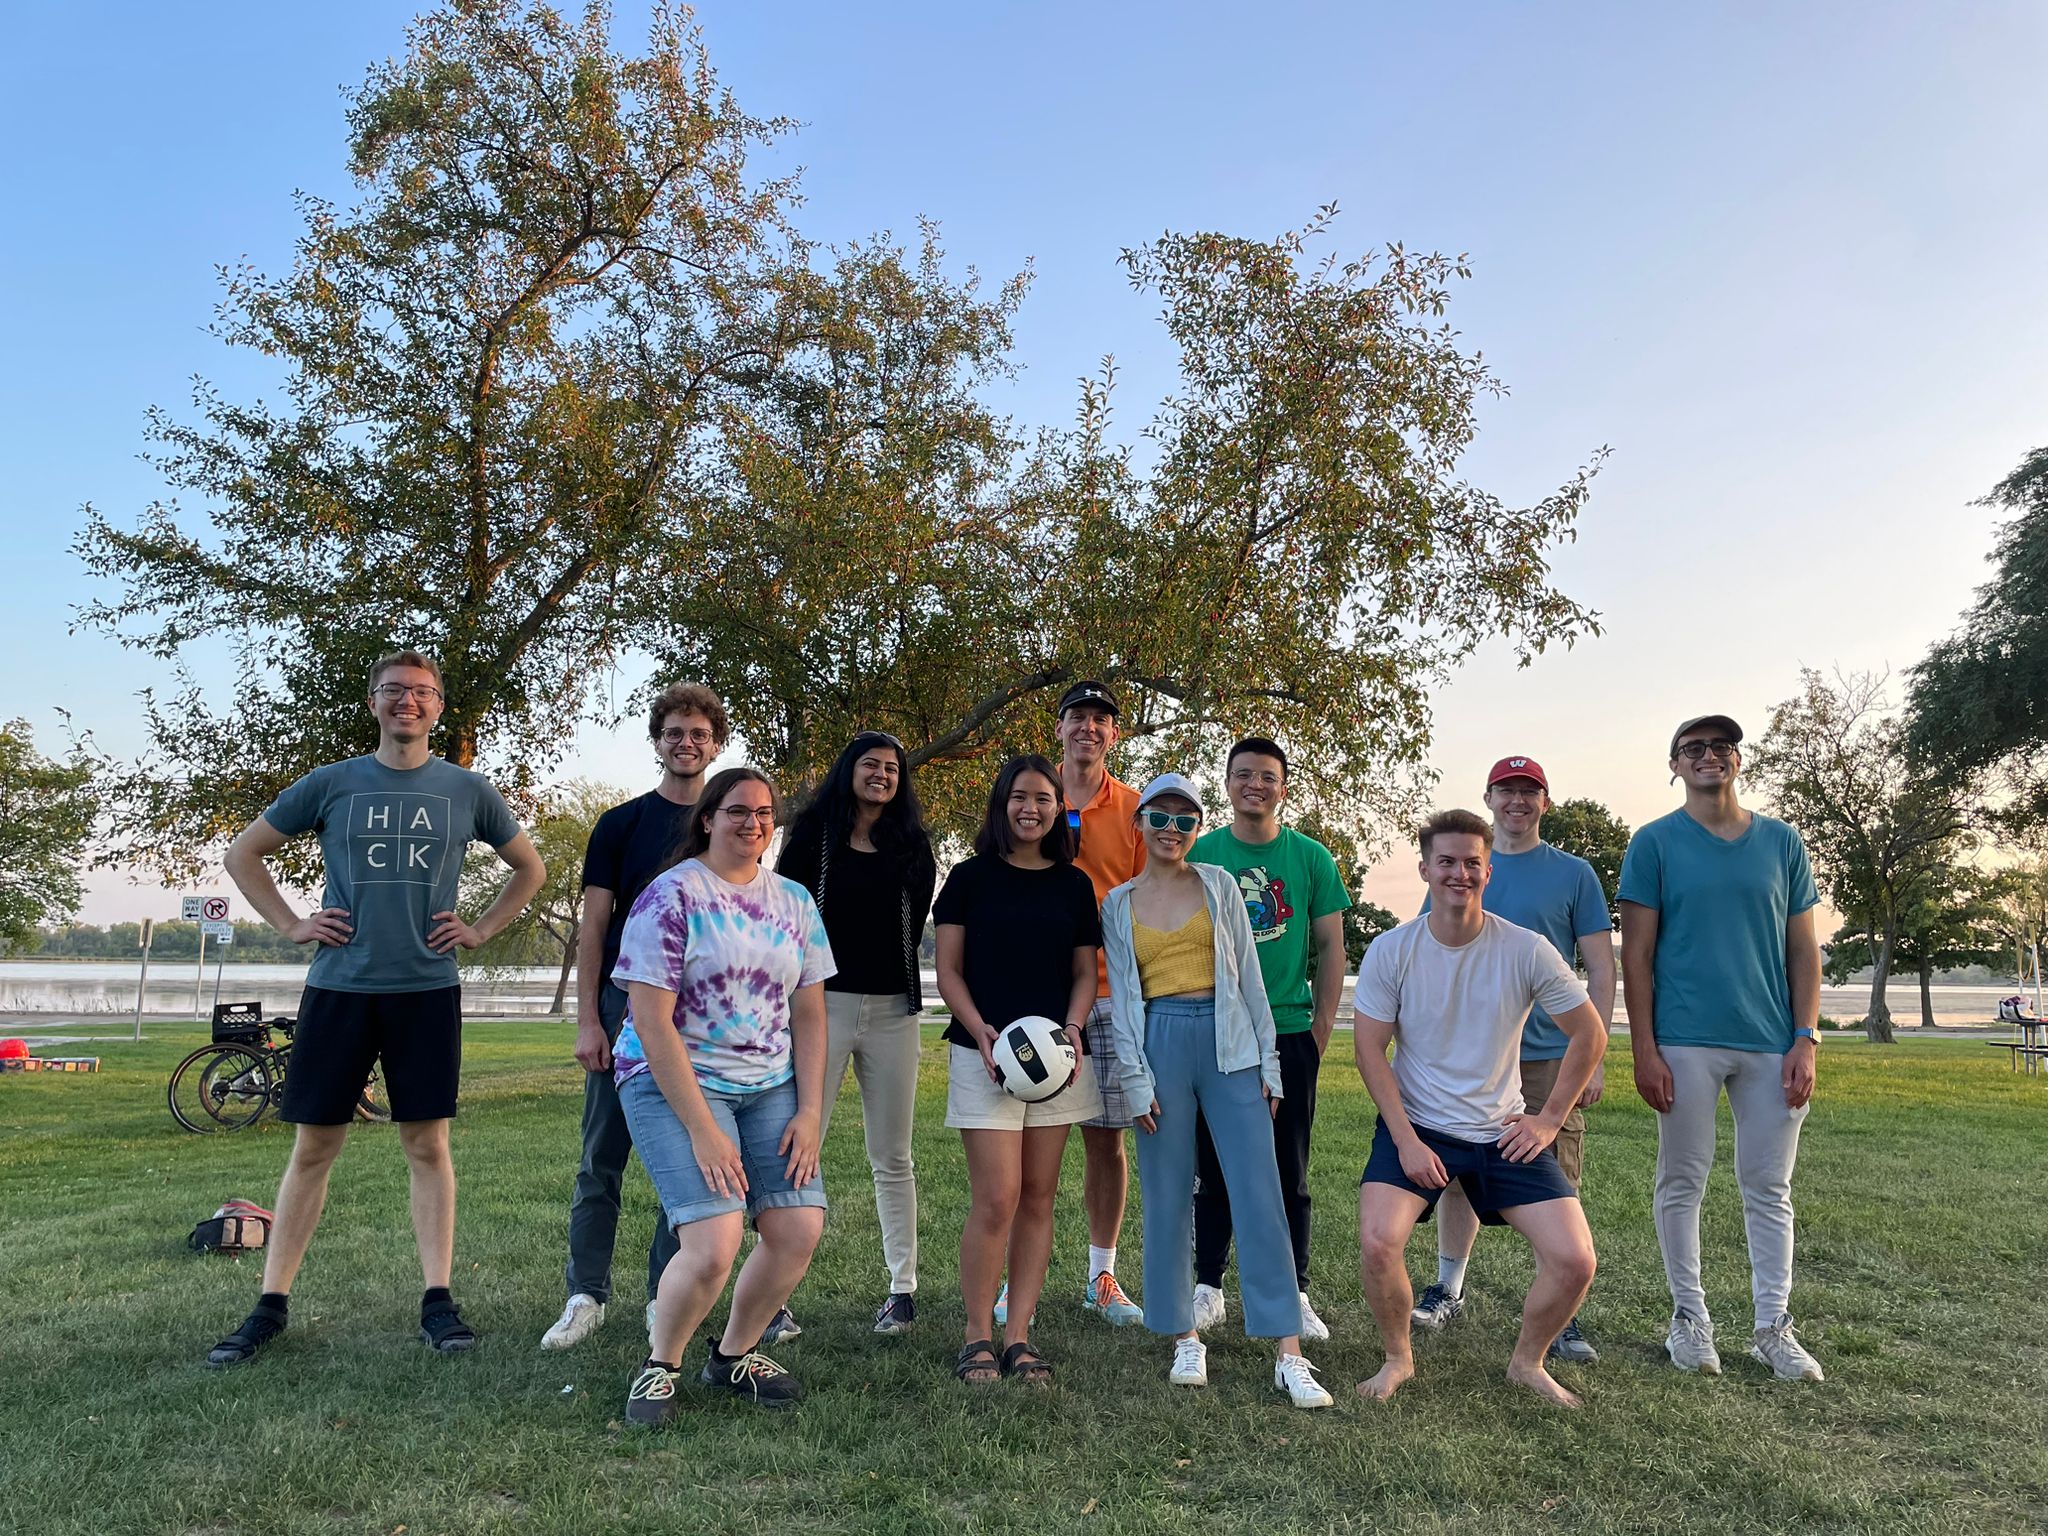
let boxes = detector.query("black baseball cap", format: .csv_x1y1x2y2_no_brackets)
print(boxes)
1056,680,1120,718
1669,714,1743,757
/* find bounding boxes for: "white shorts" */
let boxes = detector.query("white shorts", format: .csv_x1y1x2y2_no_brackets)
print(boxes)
944,1043,1105,1131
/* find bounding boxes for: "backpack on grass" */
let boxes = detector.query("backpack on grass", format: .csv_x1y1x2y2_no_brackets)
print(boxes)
188,1198,274,1254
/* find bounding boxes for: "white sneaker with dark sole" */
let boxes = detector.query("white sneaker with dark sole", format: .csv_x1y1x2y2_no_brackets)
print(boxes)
540,1293,605,1350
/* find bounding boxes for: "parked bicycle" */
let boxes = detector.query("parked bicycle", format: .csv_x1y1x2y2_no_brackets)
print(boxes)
168,1005,388,1133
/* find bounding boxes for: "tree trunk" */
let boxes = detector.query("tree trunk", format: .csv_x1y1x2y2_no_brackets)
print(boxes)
1918,955,1935,1030
551,916,579,1015
1864,925,1897,1044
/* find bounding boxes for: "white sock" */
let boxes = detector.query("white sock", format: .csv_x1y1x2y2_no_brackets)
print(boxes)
1437,1255,1470,1297
1089,1244,1117,1280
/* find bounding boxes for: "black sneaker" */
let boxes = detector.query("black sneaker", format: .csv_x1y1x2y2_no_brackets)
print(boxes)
759,1305,802,1346
701,1347,804,1408
1410,1282,1466,1331
420,1297,478,1353
625,1362,684,1427
205,1301,288,1368
873,1292,916,1336
1547,1316,1599,1364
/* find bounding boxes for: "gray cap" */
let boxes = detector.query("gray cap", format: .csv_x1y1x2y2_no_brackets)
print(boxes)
1136,771,1203,812
1670,714,1743,757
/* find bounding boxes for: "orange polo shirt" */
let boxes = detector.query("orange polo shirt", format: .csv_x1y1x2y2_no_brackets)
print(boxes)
1067,767,1147,996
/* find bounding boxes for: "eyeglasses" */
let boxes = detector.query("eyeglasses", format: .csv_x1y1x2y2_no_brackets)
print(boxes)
373,683,443,703
1228,769,1282,787
1675,739,1739,761
1142,809,1201,833
717,806,776,826
660,728,716,746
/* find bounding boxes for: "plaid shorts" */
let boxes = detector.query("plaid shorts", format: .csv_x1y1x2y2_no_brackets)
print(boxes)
1080,997,1135,1129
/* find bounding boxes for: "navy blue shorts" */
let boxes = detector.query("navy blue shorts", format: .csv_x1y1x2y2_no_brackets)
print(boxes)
1361,1118,1576,1224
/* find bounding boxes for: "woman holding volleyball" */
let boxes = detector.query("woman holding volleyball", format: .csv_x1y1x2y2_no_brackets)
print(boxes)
1101,772,1333,1408
933,754,1103,1384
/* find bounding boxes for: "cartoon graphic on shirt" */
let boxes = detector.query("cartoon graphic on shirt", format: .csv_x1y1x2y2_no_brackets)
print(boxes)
1235,866,1293,941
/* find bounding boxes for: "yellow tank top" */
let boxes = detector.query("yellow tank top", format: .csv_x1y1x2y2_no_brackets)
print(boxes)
1133,905,1216,999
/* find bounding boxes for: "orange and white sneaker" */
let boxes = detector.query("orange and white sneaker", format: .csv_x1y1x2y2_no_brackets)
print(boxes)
1083,1271,1144,1325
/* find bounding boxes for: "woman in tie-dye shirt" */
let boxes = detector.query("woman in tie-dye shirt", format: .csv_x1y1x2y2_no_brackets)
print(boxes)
608,767,836,1424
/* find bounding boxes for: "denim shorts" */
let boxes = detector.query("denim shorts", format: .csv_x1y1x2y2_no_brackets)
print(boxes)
618,1072,828,1229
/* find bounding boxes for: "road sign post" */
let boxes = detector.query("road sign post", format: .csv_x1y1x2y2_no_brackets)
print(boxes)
204,921,234,1012
134,917,155,1043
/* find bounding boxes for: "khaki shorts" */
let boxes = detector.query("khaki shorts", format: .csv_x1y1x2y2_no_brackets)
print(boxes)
945,1044,1105,1131
1517,1055,1586,1188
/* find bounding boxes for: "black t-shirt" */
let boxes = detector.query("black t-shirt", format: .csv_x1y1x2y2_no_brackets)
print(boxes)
819,846,913,995
931,854,1101,1052
580,791,697,986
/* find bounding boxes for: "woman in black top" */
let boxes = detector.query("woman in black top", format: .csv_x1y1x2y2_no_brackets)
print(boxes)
777,731,938,1336
933,754,1102,1386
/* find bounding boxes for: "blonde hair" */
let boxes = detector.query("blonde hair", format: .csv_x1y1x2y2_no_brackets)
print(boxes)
368,649,444,694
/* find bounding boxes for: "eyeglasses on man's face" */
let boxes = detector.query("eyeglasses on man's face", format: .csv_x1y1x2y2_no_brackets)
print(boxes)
1675,739,1739,762
717,805,776,826
373,683,443,704
1142,809,1201,833
660,727,716,746
1229,769,1282,788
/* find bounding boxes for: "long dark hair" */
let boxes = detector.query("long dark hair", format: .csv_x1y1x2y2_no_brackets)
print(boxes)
973,754,1076,863
671,766,783,868
782,732,933,873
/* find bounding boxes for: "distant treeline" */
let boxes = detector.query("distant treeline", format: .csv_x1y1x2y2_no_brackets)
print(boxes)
30,921,307,962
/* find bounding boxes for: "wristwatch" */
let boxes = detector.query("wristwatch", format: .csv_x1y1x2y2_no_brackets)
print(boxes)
1791,1027,1817,1043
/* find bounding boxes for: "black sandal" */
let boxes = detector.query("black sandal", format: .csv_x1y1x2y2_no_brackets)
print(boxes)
955,1338,1000,1385
204,1301,288,1369
420,1298,478,1353
1001,1340,1054,1385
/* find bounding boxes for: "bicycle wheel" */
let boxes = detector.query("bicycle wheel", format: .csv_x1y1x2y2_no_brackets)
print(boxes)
168,1046,275,1133
355,1063,392,1124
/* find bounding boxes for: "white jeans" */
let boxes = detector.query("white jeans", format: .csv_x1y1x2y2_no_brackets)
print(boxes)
1654,1044,1809,1328
821,992,922,1293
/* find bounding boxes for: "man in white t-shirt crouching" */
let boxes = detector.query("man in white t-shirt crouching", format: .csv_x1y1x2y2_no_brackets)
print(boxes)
1351,809,1607,1409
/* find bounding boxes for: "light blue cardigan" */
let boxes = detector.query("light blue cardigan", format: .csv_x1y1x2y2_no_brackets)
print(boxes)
1100,860,1282,1111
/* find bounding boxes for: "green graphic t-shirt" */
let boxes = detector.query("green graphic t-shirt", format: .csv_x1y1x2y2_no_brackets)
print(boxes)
1190,824,1351,1033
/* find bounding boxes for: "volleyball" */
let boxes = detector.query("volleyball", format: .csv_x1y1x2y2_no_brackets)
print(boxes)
990,1015,1076,1103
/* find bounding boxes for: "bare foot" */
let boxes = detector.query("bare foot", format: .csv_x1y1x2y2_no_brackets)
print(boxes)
1506,1361,1583,1409
1356,1358,1414,1402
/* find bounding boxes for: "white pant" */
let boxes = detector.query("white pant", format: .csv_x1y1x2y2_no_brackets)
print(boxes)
821,992,922,1293
1654,1044,1808,1328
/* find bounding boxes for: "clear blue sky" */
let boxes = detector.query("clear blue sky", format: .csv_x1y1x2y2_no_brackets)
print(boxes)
5,1,2044,921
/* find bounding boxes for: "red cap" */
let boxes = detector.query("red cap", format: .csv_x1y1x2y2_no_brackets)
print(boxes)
1486,756,1548,791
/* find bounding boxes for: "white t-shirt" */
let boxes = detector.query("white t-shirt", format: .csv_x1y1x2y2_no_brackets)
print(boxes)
1351,912,1589,1143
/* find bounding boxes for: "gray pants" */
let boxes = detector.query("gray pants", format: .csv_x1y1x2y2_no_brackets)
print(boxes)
820,991,921,1294
563,984,679,1304
1654,1044,1808,1328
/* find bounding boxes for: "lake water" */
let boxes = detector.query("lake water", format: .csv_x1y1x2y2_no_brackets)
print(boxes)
0,961,2030,1029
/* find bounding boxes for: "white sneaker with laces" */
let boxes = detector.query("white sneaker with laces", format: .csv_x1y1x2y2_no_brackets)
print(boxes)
540,1293,605,1351
1169,1336,1208,1387
1297,1291,1330,1342
1750,1315,1824,1381
1273,1352,1332,1409
1666,1308,1722,1374
1190,1283,1226,1331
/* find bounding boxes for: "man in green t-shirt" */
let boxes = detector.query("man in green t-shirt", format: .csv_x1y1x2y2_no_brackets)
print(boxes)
1188,736,1352,1341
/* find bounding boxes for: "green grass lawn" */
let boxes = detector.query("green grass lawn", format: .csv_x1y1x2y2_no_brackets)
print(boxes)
3,1024,2044,1535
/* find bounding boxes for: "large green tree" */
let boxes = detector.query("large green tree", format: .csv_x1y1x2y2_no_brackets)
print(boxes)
0,721,99,954
1750,669,1976,1042
1824,864,2006,1029
1907,446,2048,824
1541,797,1629,926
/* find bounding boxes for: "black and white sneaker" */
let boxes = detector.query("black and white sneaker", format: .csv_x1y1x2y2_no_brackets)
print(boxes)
1410,1283,1466,1331
204,1301,288,1369
419,1297,478,1353
873,1292,916,1335
759,1306,802,1346
625,1362,683,1428
1548,1316,1599,1365
701,1347,804,1408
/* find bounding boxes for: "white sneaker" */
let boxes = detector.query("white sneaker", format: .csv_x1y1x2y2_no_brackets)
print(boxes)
1666,1308,1722,1375
1273,1351,1333,1409
1190,1283,1226,1331
1750,1315,1824,1381
1297,1291,1330,1342
540,1293,605,1351
1169,1336,1208,1387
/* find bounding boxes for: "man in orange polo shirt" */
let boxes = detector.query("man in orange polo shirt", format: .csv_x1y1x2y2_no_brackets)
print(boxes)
1059,679,1148,1323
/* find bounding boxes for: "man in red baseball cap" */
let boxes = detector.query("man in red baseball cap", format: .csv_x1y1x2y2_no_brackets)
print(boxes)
1410,754,1616,1367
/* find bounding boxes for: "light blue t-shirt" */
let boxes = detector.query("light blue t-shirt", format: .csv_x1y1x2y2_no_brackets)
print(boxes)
1426,843,1610,1060
1616,809,1818,1054
264,755,523,993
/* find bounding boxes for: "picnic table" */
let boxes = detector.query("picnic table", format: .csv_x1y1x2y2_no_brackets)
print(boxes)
1989,1015,2047,1076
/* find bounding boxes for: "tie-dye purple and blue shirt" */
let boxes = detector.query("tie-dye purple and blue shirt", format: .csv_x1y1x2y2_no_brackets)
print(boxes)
611,859,836,1094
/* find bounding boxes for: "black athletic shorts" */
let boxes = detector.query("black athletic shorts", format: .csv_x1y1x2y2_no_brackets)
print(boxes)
1361,1117,1576,1225
280,985,463,1125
